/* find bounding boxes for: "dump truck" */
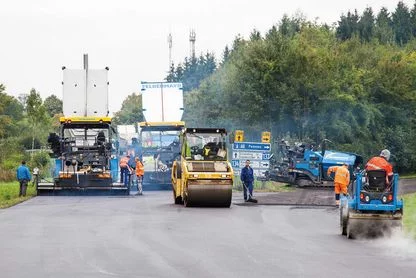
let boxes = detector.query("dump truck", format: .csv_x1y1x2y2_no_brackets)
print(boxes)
139,121,184,189
171,128,233,207
38,54,127,194
340,170,403,239
266,141,363,186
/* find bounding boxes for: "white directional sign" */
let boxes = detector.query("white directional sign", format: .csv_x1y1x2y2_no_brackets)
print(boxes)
232,152,262,160
232,141,271,178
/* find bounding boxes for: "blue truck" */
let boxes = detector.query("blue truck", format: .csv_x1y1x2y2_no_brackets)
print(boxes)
266,142,363,186
340,170,403,239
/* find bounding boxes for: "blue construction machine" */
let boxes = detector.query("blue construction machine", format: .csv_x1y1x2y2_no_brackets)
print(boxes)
266,140,363,186
340,170,403,239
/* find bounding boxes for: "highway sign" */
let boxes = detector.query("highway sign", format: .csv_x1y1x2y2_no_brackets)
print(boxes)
234,130,244,142
260,161,270,168
232,141,271,178
232,151,263,160
233,142,271,151
261,131,271,143
262,153,271,160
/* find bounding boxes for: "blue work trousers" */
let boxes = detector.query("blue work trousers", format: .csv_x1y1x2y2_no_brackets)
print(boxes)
243,181,253,200
120,167,130,186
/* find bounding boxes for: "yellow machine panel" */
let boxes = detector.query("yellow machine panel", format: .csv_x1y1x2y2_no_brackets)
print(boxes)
60,116,112,124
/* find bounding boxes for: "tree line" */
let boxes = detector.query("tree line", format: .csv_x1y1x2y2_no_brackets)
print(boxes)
0,86,62,181
336,2,416,45
163,1,416,173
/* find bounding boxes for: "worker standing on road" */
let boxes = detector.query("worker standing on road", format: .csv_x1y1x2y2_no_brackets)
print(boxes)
365,149,393,185
327,163,350,206
240,160,255,201
135,157,144,194
119,154,131,186
16,161,31,197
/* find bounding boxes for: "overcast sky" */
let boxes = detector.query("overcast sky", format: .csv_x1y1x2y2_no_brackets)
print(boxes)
0,0,414,114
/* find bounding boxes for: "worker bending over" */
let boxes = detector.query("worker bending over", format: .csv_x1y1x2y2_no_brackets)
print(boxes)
327,163,350,206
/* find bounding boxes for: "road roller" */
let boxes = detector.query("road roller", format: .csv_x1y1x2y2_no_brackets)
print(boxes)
340,170,403,239
171,128,233,207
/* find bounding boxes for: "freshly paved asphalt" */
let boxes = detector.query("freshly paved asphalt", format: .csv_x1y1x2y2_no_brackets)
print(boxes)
0,191,415,278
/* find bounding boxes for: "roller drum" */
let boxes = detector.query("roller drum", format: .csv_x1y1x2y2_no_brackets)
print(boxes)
185,180,232,207
347,213,402,238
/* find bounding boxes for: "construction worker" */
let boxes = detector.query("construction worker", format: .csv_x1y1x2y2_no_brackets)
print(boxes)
119,154,131,186
327,163,350,206
16,161,31,197
365,149,393,184
135,157,144,194
240,160,255,201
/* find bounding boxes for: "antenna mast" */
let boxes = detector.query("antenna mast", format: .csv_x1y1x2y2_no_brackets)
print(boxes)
189,29,196,58
168,33,173,68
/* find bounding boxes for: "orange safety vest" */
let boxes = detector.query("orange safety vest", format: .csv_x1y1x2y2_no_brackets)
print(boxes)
327,165,350,186
365,156,393,176
119,157,129,168
135,161,144,176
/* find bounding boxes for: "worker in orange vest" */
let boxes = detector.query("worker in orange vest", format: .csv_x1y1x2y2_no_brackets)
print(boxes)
135,157,144,194
365,149,393,185
327,163,350,206
119,154,131,186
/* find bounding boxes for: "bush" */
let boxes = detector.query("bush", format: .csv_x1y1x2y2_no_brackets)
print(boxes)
0,167,15,182
29,151,52,178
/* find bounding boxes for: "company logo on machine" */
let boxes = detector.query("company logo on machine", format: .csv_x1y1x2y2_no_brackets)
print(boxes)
141,82,183,90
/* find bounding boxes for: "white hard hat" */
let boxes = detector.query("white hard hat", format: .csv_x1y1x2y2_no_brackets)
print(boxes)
380,149,391,161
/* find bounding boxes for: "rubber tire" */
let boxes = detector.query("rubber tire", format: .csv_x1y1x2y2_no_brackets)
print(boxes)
183,191,191,207
346,219,355,239
340,207,347,236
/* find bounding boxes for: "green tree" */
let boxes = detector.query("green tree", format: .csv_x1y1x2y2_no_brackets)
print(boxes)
392,1,412,45
0,86,24,138
113,93,144,124
375,7,394,44
410,2,416,37
358,7,375,42
221,45,231,65
44,94,63,117
336,10,359,40
26,89,49,151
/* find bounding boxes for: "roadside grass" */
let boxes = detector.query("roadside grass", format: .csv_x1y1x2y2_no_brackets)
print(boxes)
0,181,36,209
402,193,416,239
400,173,416,179
233,179,295,193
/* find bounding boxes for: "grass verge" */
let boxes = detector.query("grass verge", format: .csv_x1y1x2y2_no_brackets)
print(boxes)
402,193,416,239
233,179,295,193
400,173,416,179
0,181,36,209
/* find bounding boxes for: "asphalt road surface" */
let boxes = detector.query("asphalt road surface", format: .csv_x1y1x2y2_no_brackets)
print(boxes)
0,192,415,278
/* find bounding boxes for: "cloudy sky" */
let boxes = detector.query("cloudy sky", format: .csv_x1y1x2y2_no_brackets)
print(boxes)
0,0,414,114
